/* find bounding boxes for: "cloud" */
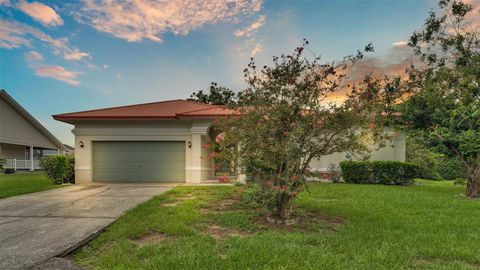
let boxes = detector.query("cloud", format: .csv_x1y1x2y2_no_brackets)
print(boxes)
33,65,81,86
0,19,89,61
464,0,480,30
347,44,416,83
64,49,90,60
24,50,43,61
24,49,82,86
17,0,63,26
75,0,263,42
392,41,408,47
251,42,263,56
234,15,265,37
0,20,31,48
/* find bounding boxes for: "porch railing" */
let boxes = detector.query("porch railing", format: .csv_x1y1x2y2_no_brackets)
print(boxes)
4,159,42,170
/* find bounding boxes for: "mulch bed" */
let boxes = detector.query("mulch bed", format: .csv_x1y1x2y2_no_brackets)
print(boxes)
201,193,345,234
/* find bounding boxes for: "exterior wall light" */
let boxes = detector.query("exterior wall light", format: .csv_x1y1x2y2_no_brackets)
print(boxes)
79,141,84,148
188,141,192,148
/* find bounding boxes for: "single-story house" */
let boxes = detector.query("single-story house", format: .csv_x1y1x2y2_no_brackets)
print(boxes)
54,99,405,184
63,144,75,155
0,90,66,171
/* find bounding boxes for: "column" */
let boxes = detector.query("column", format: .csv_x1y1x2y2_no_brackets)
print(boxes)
190,134,202,183
30,145,34,171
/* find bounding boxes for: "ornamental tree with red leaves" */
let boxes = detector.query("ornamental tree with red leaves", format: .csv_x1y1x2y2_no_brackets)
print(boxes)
212,40,375,220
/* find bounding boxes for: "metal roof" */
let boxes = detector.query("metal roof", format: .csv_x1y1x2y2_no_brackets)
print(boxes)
53,99,237,123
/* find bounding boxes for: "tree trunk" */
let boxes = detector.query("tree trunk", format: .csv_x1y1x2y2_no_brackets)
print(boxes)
466,164,480,198
276,195,294,219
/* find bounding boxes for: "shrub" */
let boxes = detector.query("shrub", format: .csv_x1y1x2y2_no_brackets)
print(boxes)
340,160,420,185
339,161,371,184
40,155,74,184
453,178,467,186
0,158,6,170
438,157,468,180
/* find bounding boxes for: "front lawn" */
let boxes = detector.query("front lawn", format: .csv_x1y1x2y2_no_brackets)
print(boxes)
74,180,480,269
0,172,63,199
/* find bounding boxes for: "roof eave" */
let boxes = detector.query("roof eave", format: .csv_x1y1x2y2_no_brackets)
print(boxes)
1,90,66,151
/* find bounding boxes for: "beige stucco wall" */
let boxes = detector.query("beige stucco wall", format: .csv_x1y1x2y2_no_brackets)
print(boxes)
71,119,215,184
0,98,59,149
70,119,406,184
309,129,406,171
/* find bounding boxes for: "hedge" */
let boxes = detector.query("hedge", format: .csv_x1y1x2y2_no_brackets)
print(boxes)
339,160,421,185
40,155,75,184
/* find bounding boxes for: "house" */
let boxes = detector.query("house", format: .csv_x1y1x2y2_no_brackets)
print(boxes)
53,100,235,184
63,144,75,155
0,90,66,171
54,99,406,184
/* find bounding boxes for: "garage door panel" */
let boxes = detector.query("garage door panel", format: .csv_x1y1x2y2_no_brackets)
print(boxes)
93,141,185,182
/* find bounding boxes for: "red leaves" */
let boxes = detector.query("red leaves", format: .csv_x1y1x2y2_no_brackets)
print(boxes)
218,175,229,183
215,132,225,144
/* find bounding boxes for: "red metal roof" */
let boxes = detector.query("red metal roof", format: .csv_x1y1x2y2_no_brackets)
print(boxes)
53,99,237,122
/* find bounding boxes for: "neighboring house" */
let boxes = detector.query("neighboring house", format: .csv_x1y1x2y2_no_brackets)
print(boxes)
63,144,75,155
0,90,66,171
54,99,405,184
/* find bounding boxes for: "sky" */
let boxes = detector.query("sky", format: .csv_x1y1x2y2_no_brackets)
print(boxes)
0,0,444,145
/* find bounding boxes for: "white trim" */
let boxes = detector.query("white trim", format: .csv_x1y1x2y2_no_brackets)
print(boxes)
0,139,61,150
190,127,208,135
186,167,212,171
75,166,91,170
73,128,192,136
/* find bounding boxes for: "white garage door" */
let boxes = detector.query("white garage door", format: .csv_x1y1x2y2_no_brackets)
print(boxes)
92,141,186,182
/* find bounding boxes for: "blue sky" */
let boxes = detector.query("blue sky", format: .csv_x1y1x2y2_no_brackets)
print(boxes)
0,0,437,145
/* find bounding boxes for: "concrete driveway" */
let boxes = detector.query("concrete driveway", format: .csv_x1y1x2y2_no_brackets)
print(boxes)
0,184,177,269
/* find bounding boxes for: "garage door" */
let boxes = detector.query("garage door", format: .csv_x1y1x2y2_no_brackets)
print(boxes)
93,141,185,182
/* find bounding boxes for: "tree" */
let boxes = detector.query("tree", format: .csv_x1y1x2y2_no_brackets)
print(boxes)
188,82,243,105
211,40,374,220
366,0,480,197
406,0,479,197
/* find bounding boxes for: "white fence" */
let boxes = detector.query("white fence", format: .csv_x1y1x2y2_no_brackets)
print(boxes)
4,159,41,170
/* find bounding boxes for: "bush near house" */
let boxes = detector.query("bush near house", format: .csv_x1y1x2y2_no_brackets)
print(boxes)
0,158,6,170
40,155,75,184
438,157,468,180
340,161,420,185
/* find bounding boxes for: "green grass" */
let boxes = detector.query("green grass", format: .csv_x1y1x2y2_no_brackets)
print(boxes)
74,180,480,269
0,172,64,199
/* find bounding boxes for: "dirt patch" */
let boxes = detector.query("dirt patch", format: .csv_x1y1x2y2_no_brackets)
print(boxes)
205,225,251,240
162,201,180,207
414,257,480,268
201,193,344,234
132,231,166,247
176,193,197,200
316,212,345,231
161,193,200,207
255,211,344,233
198,198,240,214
